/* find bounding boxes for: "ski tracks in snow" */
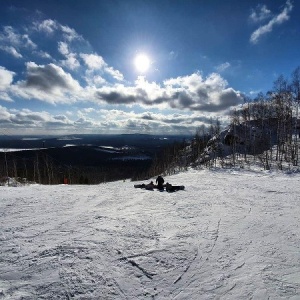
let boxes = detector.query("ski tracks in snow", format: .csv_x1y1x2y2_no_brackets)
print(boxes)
1,171,300,299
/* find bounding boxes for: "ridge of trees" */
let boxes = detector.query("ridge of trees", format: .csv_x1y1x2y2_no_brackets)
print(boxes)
147,66,300,175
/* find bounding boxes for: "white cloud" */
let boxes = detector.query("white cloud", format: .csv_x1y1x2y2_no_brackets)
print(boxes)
0,106,77,133
58,41,69,56
0,67,15,90
82,108,95,113
250,0,293,44
0,26,36,58
58,42,80,70
22,34,37,49
80,53,124,81
249,4,272,23
215,62,231,73
80,53,106,70
34,19,58,34
95,72,243,113
1,16,124,88
0,101,230,135
0,46,22,58
105,67,124,81
91,75,106,86
14,62,82,104
61,25,82,42
0,105,11,122
0,93,13,102
34,19,83,42
95,108,220,134
62,54,80,70
1,26,21,45
34,50,52,59
0,67,15,102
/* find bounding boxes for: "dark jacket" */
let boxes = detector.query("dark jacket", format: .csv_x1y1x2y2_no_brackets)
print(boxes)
156,176,164,187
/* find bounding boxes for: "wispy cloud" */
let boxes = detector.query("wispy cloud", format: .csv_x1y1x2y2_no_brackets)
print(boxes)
80,53,106,70
0,26,36,58
168,51,178,60
249,4,272,23
215,62,231,73
58,42,80,70
80,53,124,81
0,45,22,58
250,0,293,44
34,19,58,34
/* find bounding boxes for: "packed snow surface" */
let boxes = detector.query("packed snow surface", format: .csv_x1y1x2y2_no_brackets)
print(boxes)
1,169,300,299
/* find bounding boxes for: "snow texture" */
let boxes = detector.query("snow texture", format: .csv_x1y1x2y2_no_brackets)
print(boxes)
1,169,300,299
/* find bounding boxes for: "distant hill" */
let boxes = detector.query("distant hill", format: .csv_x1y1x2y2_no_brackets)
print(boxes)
0,134,191,184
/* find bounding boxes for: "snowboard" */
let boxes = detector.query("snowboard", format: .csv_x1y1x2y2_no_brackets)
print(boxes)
134,184,154,190
134,184,145,188
134,184,185,192
166,185,185,192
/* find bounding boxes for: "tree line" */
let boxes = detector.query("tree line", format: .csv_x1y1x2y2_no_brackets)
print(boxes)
0,148,152,185
191,66,300,171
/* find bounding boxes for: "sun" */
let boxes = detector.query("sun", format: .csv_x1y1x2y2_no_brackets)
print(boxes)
134,54,150,73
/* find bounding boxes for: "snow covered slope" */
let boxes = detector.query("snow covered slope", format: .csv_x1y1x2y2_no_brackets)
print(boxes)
1,169,300,299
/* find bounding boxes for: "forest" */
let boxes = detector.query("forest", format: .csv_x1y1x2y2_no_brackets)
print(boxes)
147,66,300,177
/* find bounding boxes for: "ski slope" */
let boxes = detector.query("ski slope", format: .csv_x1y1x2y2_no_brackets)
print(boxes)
1,169,300,299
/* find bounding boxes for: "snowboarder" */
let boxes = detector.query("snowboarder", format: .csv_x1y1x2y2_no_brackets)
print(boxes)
134,181,155,190
166,182,185,192
166,182,173,192
145,181,155,190
156,175,164,190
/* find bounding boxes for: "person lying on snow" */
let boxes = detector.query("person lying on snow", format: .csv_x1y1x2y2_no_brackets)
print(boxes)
165,182,185,192
145,181,155,190
134,181,155,190
134,180,185,192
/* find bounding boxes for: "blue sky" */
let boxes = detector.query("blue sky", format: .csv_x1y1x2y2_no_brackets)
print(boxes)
0,0,299,135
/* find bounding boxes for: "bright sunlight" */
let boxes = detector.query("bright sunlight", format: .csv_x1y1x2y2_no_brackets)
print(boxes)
134,54,150,73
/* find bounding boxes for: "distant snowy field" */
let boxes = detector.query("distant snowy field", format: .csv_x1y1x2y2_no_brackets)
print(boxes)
1,169,300,299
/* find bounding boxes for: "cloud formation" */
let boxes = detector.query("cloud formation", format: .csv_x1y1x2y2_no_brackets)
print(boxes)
0,14,244,134
34,19,82,42
0,16,243,112
0,67,15,102
215,62,231,73
0,97,235,135
11,62,82,104
0,105,218,135
0,67,15,90
80,53,124,81
249,4,271,23
0,26,36,58
250,0,293,44
95,73,244,112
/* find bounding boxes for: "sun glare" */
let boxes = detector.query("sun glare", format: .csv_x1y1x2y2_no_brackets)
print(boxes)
134,54,150,73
